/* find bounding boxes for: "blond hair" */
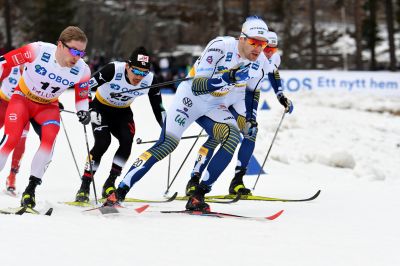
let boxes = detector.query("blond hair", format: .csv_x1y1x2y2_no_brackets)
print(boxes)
58,26,87,43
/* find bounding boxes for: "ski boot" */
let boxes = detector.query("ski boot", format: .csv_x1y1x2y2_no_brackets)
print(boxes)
186,183,210,212
102,173,119,198
6,168,18,193
75,188,90,203
75,176,92,203
229,167,252,195
185,172,201,196
21,176,41,208
103,185,129,207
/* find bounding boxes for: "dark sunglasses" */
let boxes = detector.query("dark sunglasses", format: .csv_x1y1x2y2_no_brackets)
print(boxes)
241,32,268,49
61,41,86,57
130,67,149,77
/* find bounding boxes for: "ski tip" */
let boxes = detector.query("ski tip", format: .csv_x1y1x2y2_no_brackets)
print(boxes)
15,207,27,215
45,208,53,216
134,204,150,214
266,209,284,220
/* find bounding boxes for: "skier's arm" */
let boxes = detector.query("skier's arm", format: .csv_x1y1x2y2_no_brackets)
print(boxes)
268,69,283,95
192,63,250,96
0,43,39,81
74,65,91,112
189,39,250,96
148,76,166,127
88,62,115,92
245,88,261,122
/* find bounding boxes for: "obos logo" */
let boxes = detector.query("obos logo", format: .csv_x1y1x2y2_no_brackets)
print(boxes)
110,83,120,90
35,65,47,76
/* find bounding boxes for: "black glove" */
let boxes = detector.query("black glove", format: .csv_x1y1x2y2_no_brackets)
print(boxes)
58,101,64,111
277,92,294,113
77,110,91,125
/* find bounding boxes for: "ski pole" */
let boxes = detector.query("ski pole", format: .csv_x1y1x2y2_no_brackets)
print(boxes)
252,111,286,191
136,134,208,144
83,125,98,205
164,129,204,196
60,109,76,114
167,154,171,194
60,114,81,180
113,77,193,95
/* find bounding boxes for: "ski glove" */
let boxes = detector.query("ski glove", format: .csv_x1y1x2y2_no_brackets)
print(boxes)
277,92,294,114
77,110,91,125
222,63,251,84
243,119,258,138
90,109,102,125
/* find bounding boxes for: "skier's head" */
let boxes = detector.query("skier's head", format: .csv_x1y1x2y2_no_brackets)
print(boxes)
263,31,279,59
56,26,87,68
126,46,150,85
239,16,269,61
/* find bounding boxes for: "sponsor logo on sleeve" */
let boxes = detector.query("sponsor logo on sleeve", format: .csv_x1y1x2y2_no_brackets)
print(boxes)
79,90,89,97
206,56,213,64
207,48,223,54
70,67,79,75
182,97,193,107
12,53,26,65
251,62,260,70
79,82,88,89
225,52,233,62
115,73,123,80
41,52,51,62
89,78,98,89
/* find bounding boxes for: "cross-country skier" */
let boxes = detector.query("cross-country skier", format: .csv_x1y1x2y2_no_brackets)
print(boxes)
185,30,293,196
0,65,30,195
0,26,91,209
74,46,165,203
103,16,276,211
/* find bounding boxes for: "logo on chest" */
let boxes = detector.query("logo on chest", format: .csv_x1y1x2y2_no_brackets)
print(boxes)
34,64,75,87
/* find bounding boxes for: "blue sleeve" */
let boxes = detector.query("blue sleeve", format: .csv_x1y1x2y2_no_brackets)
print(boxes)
191,74,231,96
245,89,260,121
268,69,283,95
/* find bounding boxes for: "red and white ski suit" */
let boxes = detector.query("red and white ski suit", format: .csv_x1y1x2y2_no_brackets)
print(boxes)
0,42,90,179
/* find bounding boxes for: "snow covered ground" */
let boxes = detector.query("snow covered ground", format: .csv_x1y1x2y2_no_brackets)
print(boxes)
0,88,399,266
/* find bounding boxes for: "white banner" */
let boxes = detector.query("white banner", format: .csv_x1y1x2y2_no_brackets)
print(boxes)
261,70,400,94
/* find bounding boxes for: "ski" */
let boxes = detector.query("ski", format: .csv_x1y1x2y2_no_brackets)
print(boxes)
204,190,321,202
0,206,53,216
62,201,94,207
161,209,284,221
175,193,241,204
82,204,149,215
123,192,178,203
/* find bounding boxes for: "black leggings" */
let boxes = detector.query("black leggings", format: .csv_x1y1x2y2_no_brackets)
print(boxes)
89,99,135,171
